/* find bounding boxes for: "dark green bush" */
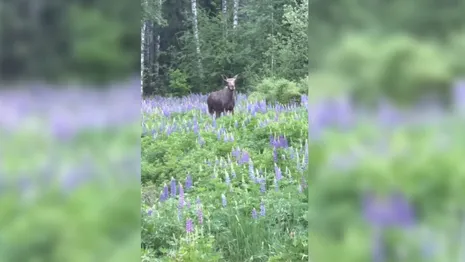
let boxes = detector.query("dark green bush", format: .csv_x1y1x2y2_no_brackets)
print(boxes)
250,77,303,105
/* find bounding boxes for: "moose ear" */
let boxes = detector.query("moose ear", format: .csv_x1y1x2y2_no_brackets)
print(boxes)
221,75,227,81
233,74,239,79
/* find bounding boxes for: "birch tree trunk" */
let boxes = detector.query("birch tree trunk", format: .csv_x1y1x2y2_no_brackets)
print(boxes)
191,0,203,77
233,0,239,29
154,24,160,91
222,0,227,16
153,0,162,90
141,21,146,96
271,8,274,76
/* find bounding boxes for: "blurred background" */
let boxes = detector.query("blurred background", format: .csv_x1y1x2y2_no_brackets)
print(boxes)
0,0,140,83
143,0,465,261
0,0,141,261
2,0,465,259
303,1,465,261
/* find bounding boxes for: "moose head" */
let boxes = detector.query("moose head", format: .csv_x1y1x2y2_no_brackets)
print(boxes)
222,74,238,91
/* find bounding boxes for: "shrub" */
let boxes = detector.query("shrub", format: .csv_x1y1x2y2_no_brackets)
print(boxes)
169,69,191,97
251,77,302,105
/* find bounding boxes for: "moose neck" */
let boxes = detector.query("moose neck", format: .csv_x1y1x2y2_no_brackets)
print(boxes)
225,87,235,99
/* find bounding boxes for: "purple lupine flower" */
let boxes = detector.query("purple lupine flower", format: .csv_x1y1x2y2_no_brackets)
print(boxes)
390,191,415,227
147,209,153,216
160,184,169,202
196,196,201,205
186,200,191,209
259,177,266,193
170,177,177,197
193,119,199,134
298,184,303,193
279,135,288,148
362,193,392,227
178,183,185,208
185,174,193,190
308,102,323,140
198,135,205,146
239,151,250,164
378,99,400,127
232,148,241,159
248,161,255,181
197,207,203,225
453,80,465,113
225,172,231,186
186,218,194,233
270,135,276,147
260,201,266,216
212,117,217,128
362,191,415,228
252,208,258,219
274,164,282,181
221,194,227,207
273,148,278,163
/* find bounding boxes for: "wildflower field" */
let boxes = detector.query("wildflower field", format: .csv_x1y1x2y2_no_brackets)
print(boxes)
142,82,465,261
141,94,309,261
0,84,140,261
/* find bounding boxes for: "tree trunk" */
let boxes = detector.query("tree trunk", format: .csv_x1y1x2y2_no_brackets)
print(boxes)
191,0,203,77
141,21,146,96
153,0,162,93
154,24,160,93
222,0,227,16
233,0,239,29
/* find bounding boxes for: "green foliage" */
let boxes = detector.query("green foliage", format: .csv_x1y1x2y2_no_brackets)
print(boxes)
323,33,454,105
168,234,223,261
141,96,308,261
377,35,452,105
447,31,465,78
168,69,191,97
251,77,302,105
307,119,465,259
300,72,350,103
143,0,167,27
68,5,135,83
143,90,465,260
265,0,308,80
0,0,139,83
0,123,140,262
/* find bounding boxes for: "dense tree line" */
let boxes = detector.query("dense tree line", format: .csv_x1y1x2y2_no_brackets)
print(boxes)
2,0,464,98
143,0,465,105
0,0,140,84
